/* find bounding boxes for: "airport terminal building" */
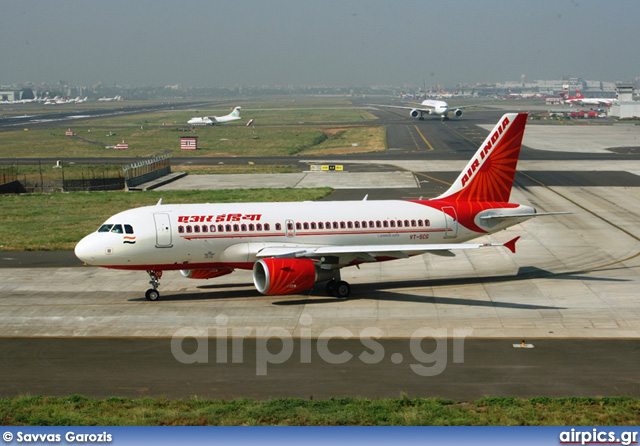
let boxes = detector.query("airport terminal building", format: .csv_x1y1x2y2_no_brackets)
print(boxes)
610,84,640,119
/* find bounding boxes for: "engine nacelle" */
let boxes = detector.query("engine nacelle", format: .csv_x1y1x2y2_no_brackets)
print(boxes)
454,108,463,117
253,258,333,295
181,268,234,280
410,109,421,118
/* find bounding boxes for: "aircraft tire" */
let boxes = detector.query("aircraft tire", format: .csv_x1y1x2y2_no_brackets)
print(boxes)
325,280,336,296
333,281,351,299
145,289,160,301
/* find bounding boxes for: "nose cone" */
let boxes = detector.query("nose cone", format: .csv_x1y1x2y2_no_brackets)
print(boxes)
74,234,97,264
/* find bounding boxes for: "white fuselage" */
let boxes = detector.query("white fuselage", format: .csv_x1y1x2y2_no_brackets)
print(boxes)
421,99,450,116
75,199,531,271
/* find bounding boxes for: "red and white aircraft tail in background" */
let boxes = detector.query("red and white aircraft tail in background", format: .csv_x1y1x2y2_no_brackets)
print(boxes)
560,90,617,107
75,113,568,300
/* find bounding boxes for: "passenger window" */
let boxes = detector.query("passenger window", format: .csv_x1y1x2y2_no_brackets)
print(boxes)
340,222,346,229
218,225,224,232
233,224,239,232
178,226,184,234
303,222,309,230
383,221,389,228
376,221,381,228
225,224,231,232
99,224,113,233
418,220,423,227
202,226,208,233
318,222,324,229
354,221,360,229
397,220,403,227
425,219,430,226
347,222,352,229
311,222,316,230
249,224,255,231
404,220,410,227
257,224,263,231
186,226,192,233
296,223,302,230
111,224,123,234
210,225,216,232
265,224,270,231
333,222,339,229
361,221,367,228
124,224,134,234
390,221,395,227
194,225,200,233
411,220,417,227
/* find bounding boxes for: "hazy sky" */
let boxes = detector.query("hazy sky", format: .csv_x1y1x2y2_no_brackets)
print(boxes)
1,0,638,88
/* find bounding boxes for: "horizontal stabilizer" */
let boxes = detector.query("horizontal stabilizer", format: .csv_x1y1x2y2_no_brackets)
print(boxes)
480,211,572,220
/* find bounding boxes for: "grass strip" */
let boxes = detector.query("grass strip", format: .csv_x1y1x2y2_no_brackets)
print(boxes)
0,188,332,251
1,396,637,426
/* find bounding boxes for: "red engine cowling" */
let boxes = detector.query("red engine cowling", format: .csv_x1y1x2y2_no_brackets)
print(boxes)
181,268,234,280
253,258,317,295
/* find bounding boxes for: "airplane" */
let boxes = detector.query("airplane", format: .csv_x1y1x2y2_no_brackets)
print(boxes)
98,95,123,102
368,99,482,120
560,90,617,107
75,112,569,301
187,107,242,126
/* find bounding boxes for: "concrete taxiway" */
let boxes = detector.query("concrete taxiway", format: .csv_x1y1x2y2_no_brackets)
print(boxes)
1,109,639,399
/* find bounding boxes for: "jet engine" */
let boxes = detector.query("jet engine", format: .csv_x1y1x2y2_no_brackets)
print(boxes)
181,268,234,280
410,109,421,118
454,108,463,117
253,258,333,295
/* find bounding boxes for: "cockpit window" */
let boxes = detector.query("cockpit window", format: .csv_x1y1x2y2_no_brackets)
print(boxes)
98,224,113,233
124,224,134,234
111,224,124,234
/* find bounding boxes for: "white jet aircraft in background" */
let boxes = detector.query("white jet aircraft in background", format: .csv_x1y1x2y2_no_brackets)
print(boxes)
76,112,568,301
560,90,617,107
369,99,483,120
188,107,242,126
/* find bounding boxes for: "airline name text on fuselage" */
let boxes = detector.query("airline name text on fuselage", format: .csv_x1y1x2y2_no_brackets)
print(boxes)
178,214,263,224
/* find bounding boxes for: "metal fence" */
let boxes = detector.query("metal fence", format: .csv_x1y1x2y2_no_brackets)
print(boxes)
122,154,172,188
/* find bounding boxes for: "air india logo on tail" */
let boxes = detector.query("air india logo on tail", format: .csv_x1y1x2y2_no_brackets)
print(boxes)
461,116,510,187
435,112,528,203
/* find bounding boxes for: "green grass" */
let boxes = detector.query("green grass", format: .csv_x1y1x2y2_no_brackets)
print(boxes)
0,188,332,251
0,99,382,158
1,396,637,426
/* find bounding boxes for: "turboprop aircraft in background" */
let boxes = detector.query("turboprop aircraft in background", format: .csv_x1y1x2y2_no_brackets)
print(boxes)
368,99,483,120
75,112,568,301
187,106,241,126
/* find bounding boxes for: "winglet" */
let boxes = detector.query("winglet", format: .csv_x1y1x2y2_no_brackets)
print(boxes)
503,236,520,254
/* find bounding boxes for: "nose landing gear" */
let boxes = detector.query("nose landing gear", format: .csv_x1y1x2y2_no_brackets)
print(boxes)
145,270,163,301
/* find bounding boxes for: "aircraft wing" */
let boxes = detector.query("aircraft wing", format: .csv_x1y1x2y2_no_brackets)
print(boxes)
368,104,434,112
256,237,520,262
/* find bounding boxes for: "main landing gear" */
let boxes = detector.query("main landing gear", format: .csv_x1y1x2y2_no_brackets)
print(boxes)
324,270,351,298
145,270,162,301
326,280,351,298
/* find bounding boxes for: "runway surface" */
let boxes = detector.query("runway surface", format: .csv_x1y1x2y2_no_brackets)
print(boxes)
1,338,637,399
1,102,639,399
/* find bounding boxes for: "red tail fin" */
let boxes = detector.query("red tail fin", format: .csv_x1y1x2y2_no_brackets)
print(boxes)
436,113,528,203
